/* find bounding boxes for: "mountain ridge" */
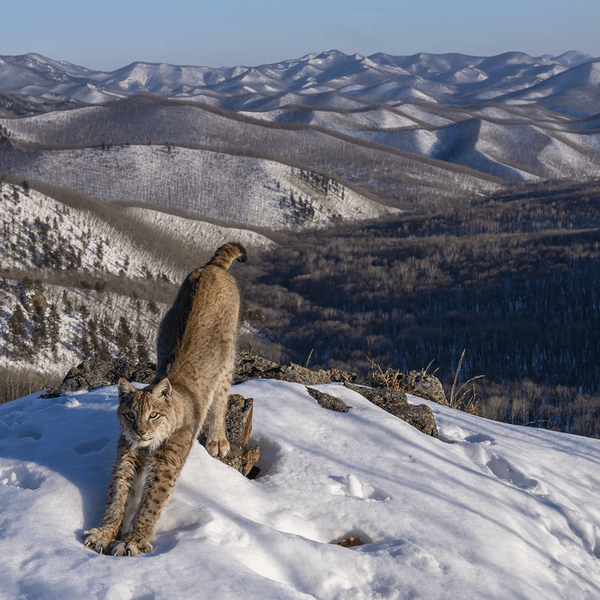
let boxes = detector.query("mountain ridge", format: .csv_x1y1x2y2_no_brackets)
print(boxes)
3,49,599,182
0,49,597,111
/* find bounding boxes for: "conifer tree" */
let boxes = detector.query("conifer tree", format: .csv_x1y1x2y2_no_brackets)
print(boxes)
116,316,134,360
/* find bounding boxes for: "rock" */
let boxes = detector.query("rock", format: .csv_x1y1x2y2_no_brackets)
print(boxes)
344,382,438,437
305,386,350,412
234,351,357,385
198,394,260,477
364,368,448,406
404,371,449,406
41,358,156,398
233,353,281,382
337,536,365,547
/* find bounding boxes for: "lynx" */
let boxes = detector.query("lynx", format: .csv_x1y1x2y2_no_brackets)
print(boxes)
83,242,247,556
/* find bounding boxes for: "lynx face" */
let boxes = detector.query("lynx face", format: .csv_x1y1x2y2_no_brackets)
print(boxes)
117,379,175,451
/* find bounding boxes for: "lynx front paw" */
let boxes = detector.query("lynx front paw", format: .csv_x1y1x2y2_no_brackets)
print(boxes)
83,528,116,554
206,436,230,458
111,538,153,556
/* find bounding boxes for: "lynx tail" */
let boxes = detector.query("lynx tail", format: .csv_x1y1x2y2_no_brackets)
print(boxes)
207,242,247,270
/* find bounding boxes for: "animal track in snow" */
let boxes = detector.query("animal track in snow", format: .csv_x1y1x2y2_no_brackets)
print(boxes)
484,452,542,492
465,433,495,444
0,419,9,440
330,474,391,501
95,581,155,600
0,465,45,490
359,538,443,574
438,424,495,445
247,434,283,478
74,437,110,455
440,425,543,493
16,426,43,442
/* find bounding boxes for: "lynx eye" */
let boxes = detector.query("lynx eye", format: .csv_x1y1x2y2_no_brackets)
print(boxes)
124,411,135,421
149,412,159,419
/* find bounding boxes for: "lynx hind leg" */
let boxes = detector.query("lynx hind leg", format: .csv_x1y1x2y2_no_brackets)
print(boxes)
205,366,233,458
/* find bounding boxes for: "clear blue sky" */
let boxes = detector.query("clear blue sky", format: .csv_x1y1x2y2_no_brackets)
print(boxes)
3,0,599,71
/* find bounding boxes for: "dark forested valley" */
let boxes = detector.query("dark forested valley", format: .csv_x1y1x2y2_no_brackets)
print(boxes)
240,179,600,437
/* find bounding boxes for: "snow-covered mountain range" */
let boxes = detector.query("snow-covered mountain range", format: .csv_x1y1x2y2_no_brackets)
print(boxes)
1,50,600,182
0,50,596,112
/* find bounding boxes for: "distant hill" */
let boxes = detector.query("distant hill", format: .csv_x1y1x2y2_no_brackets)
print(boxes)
1,50,600,182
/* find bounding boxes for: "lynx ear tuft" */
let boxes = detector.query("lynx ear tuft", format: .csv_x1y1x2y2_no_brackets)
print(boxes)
154,378,172,400
118,378,137,401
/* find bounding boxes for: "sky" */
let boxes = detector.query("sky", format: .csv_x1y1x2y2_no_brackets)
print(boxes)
2,0,599,72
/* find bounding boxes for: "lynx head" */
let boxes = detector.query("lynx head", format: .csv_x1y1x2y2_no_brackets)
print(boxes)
117,378,175,451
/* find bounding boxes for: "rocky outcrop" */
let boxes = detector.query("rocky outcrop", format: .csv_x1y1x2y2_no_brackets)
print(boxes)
234,351,357,385
41,358,155,397
344,382,438,437
364,368,449,406
402,371,448,406
305,387,350,413
199,394,260,478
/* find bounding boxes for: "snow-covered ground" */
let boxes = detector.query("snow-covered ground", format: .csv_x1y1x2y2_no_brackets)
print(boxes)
0,146,398,231
1,379,599,599
123,207,275,252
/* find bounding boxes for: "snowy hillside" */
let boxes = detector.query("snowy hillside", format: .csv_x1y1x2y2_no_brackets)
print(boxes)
1,379,600,599
2,50,600,181
0,182,181,280
0,146,399,231
0,181,265,378
123,207,275,252
0,97,501,210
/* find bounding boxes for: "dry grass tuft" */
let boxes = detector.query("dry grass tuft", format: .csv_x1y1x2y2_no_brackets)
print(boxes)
448,349,483,415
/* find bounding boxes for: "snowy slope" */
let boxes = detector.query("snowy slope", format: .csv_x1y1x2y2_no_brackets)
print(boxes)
123,207,275,252
0,182,182,280
1,379,599,599
0,181,272,378
0,146,398,231
0,99,502,205
2,50,600,182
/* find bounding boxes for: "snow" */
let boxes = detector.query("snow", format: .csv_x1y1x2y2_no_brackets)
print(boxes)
122,207,275,252
0,183,182,281
2,379,600,599
0,147,396,232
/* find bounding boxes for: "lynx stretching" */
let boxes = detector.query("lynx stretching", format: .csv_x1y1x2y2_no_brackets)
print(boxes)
84,242,247,556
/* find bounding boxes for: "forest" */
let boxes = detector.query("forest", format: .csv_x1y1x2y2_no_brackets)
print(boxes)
238,179,600,437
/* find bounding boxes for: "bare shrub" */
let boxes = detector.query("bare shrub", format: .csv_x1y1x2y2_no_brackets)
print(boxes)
0,367,62,404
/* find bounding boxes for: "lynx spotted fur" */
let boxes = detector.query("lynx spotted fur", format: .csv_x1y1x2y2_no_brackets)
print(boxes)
83,242,247,556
